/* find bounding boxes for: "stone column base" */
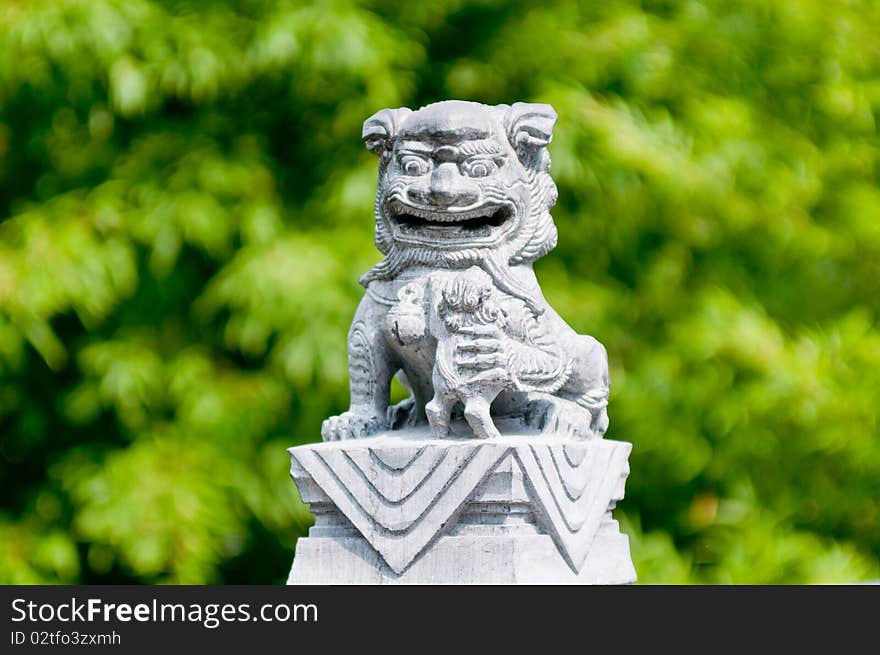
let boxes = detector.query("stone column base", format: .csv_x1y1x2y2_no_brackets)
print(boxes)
286,426,636,585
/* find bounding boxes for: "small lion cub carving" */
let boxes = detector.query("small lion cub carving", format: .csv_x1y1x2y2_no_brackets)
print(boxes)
426,273,514,439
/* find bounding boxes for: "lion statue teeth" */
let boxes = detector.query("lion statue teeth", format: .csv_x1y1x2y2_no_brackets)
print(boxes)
321,100,610,442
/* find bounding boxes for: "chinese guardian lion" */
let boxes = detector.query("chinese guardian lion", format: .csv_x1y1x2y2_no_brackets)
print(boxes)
322,100,610,442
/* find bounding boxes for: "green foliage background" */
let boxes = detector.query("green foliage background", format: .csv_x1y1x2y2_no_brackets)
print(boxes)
1,0,878,584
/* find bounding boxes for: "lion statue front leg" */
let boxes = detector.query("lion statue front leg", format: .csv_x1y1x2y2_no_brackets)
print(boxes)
522,334,610,440
321,295,396,441
520,327,610,440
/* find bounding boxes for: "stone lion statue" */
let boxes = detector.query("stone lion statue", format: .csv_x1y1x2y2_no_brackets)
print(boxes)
321,100,610,441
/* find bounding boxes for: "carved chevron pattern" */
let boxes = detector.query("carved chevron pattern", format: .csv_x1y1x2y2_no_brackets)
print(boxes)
292,438,630,576
294,442,509,574
515,440,631,573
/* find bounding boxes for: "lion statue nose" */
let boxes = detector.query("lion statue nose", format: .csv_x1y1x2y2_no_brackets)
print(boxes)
407,162,479,208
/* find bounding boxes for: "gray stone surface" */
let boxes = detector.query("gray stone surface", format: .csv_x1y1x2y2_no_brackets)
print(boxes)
289,534,635,585
287,100,635,584
288,427,635,584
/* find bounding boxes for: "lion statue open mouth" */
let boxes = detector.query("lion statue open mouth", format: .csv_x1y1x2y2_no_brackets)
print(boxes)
322,100,610,442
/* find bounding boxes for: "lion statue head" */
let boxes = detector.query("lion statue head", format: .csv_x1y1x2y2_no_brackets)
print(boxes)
360,100,559,312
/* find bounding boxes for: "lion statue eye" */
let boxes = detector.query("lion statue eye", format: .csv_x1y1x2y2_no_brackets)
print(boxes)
399,155,430,176
462,158,497,178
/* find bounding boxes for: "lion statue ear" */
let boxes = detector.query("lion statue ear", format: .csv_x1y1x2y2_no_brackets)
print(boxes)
362,107,412,158
504,102,557,171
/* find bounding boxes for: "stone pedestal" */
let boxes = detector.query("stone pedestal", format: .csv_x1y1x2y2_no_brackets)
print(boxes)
287,424,636,584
